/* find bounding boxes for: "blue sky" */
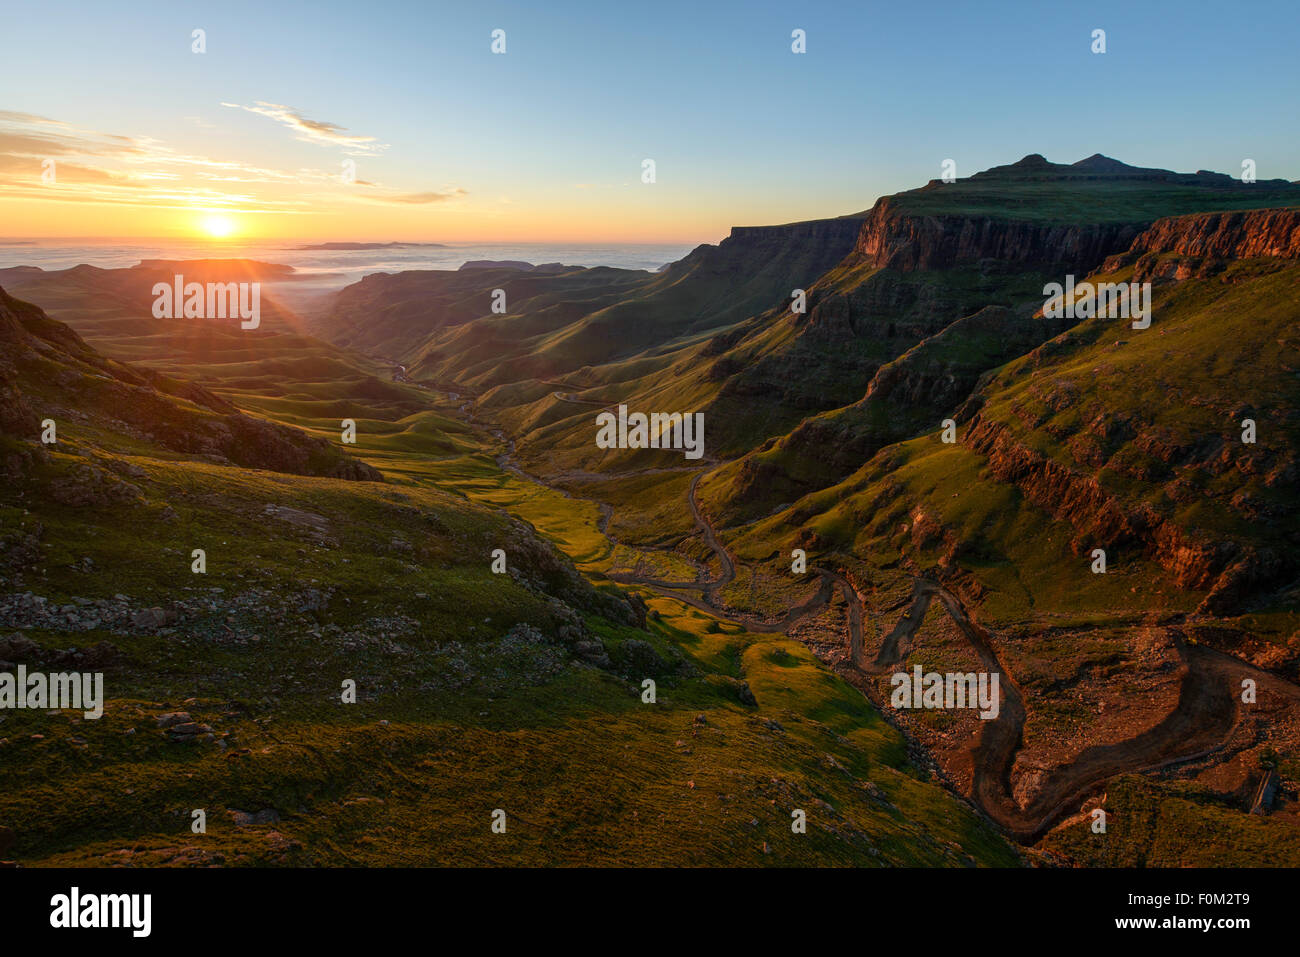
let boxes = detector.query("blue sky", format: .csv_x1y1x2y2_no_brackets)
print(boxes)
2,0,1296,241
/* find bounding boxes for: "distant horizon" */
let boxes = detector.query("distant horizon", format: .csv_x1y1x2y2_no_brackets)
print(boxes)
0,234,697,280
0,236,705,246
4,147,1297,248
5,0,1298,243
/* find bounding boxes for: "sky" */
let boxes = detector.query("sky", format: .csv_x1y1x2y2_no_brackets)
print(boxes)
1,0,1297,244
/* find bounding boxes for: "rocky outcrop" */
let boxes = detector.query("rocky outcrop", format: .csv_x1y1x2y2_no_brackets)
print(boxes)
500,515,644,629
962,415,1292,614
1101,208,1300,281
967,415,1160,550
855,196,1143,272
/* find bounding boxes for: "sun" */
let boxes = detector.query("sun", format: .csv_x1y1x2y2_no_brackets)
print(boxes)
199,214,238,239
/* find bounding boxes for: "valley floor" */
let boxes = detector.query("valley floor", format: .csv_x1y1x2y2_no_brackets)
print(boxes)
4,336,1296,867
0,385,1016,867
454,401,1300,866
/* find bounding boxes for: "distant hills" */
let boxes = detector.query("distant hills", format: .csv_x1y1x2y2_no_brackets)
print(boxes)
459,260,571,272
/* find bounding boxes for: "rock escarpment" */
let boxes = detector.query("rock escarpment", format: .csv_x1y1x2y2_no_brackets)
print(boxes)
855,195,1143,272
961,413,1293,616
1102,208,1300,281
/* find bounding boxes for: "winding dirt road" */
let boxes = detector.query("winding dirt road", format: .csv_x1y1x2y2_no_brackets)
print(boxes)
597,464,1293,843
864,576,1252,840
479,411,1295,845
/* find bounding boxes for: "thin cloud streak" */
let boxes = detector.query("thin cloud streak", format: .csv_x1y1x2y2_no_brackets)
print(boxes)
221,101,387,155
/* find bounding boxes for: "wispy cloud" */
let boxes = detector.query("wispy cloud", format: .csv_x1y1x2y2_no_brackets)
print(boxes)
361,188,467,205
0,110,71,127
0,110,462,219
221,101,387,155
0,115,315,212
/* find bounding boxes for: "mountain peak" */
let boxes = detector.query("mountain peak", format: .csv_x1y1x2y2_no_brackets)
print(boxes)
1072,153,1137,172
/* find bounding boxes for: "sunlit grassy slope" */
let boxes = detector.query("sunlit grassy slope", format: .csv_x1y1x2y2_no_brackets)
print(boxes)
0,286,1019,867
714,258,1299,640
4,590,1017,867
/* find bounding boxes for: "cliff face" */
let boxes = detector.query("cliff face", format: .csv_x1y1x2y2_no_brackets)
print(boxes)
799,268,973,343
1102,208,1300,281
712,196,1300,615
946,206,1300,614
722,216,867,253
855,196,1143,272
664,216,867,300
1117,208,1300,260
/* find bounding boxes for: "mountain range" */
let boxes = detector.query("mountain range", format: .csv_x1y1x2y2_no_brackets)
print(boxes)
2,154,1298,867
